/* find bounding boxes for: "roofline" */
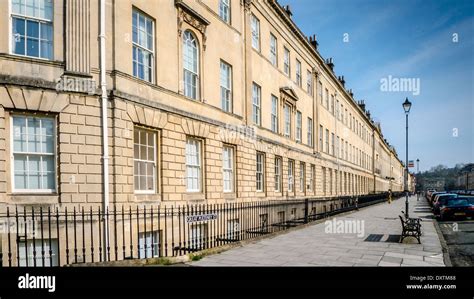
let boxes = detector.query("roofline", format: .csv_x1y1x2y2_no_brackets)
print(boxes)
263,0,404,167
267,0,375,130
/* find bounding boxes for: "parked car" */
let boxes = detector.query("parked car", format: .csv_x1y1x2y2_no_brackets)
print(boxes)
439,197,474,221
432,193,458,218
428,191,446,205
426,189,436,199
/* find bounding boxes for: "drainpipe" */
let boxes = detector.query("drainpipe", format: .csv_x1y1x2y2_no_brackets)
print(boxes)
99,0,110,261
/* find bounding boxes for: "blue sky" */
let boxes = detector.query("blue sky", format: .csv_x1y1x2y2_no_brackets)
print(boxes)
280,0,474,172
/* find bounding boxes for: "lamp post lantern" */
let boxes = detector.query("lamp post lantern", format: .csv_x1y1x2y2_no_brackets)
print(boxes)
403,98,412,218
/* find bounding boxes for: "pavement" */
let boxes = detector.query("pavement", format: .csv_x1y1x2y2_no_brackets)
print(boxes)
189,195,446,267
438,219,474,266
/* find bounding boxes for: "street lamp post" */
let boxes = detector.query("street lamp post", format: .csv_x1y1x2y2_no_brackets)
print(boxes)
416,158,420,197
403,98,412,218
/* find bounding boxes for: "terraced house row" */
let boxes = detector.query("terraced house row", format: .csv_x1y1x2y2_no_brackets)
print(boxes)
0,0,411,213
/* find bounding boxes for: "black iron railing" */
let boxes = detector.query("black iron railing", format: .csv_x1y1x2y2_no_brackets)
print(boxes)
0,192,399,267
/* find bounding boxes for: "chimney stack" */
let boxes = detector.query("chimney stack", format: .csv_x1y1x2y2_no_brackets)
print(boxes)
326,58,334,71
284,5,293,17
308,34,318,50
338,75,345,86
358,100,366,112
348,89,354,98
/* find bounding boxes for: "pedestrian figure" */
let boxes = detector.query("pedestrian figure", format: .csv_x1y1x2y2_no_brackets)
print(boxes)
388,189,392,204
355,197,359,210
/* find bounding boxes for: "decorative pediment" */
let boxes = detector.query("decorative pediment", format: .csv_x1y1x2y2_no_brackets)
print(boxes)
280,86,298,107
175,0,210,48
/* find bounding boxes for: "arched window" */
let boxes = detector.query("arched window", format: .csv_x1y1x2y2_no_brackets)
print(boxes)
183,30,199,100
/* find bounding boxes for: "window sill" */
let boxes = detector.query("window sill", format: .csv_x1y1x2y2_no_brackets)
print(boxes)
9,193,59,205
132,74,154,85
185,193,205,201
133,193,161,202
223,192,236,200
1,53,62,66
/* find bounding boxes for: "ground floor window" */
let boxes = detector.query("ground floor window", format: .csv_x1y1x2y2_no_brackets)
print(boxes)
186,138,202,192
322,167,326,195
190,224,208,250
299,162,305,193
277,211,285,223
227,219,240,240
274,156,282,192
259,214,268,231
288,160,294,193
291,208,297,220
222,145,235,193
12,115,56,192
138,230,161,258
18,239,59,267
256,152,265,192
134,127,157,193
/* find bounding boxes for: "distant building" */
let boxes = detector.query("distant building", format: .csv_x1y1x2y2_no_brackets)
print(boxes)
423,178,446,191
456,163,474,190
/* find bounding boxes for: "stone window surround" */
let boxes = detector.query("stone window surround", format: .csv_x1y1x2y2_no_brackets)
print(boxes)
10,113,57,193
4,109,60,204
185,136,204,195
131,7,155,83
279,87,298,141
218,0,231,24
274,155,282,193
256,151,265,194
220,59,233,113
176,0,209,103
287,158,295,196
222,143,236,197
250,13,260,51
133,125,160,195
10,0,54,61
299,161,305,194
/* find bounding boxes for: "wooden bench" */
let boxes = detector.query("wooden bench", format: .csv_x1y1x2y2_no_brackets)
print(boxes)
399,215,422,244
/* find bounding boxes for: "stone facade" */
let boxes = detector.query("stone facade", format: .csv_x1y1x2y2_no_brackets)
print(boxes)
0,0,407,213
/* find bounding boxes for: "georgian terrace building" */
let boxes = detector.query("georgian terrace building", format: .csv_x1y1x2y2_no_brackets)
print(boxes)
0,0,407,213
